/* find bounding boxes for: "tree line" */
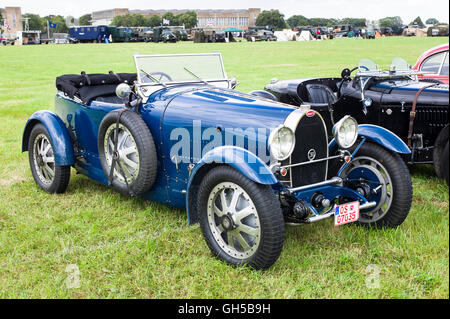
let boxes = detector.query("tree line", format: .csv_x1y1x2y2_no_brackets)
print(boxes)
19,13,88,33
256,9,444,30
111,11,197,28
10,9,444,35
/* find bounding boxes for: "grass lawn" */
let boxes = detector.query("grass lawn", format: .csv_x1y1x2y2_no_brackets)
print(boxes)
0,37,448,298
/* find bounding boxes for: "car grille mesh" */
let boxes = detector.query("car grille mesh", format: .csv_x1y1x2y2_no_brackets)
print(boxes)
415,107,448,139
282,114,328,187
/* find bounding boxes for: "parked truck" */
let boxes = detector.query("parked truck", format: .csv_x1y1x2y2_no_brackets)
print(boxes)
69,25,109,43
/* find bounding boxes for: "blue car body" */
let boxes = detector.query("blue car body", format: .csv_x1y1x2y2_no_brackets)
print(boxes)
22,53,411,226
22,53,415,268
23,86,408,221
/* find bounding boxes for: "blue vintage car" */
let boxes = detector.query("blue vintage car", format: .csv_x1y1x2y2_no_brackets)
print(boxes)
22,53,413,269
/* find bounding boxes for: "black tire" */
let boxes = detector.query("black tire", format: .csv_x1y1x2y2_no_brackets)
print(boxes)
441,141,449,186
28,123,71,193
419,78,445,85
98,110,157,196
340,141,413,228
433,128,448,179
197,166,285,270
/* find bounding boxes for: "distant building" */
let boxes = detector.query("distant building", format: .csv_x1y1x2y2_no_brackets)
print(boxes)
91,8,129,26
91,8,260,30
1,6,23,44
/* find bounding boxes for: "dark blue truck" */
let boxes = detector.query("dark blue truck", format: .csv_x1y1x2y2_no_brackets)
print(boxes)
69,25,109,43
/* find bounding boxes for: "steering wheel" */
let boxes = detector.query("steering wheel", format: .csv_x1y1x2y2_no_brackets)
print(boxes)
337,66,359,98
141,71,173,83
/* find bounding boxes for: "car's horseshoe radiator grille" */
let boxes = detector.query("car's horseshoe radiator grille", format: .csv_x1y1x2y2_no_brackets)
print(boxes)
282,114,329,187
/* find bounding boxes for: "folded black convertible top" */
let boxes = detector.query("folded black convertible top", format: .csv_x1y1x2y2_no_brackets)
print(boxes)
56,72,137,104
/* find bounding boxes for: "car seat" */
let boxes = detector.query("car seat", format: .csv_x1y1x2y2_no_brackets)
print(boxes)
305,84,338,105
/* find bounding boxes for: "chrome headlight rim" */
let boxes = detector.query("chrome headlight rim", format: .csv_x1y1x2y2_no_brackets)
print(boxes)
268,125,296,161
332,115,358,149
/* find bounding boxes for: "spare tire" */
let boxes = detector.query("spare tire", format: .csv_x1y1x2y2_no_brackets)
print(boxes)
98,110,157,196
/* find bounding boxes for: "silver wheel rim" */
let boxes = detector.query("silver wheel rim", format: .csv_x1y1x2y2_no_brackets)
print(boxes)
104,124,140,184
207,182,261,259
342,156,393,222
33,134,55,185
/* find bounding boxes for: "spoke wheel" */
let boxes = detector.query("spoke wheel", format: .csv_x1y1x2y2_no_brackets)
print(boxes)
104,124,140,184
197,166,285,269
338,141,412,228
98,110,157,196
207,182,261,259
341,156,393,223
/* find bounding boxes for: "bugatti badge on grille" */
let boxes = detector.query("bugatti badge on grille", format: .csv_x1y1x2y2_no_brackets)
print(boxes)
307,149,316,161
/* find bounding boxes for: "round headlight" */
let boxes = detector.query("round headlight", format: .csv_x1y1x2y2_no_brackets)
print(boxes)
332,116,358,149
269,126,295,161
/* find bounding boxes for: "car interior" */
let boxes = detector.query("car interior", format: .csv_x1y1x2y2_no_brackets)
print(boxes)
295,78,344,106
56,72,137,105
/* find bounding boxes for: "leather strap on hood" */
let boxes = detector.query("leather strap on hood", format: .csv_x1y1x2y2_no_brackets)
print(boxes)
407,83,439,147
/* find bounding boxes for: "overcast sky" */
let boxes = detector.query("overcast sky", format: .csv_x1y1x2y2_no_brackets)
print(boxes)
2,0,449,23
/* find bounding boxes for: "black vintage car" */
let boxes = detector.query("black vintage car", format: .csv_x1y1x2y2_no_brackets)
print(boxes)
244,26,275,41
256,58,449,184
152,27,178,43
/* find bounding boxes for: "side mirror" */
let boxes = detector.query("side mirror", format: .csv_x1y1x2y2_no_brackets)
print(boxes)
116,83,132,100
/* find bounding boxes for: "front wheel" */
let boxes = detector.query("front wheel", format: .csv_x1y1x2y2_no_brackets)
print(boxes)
340,142,412,228
197,166,285,269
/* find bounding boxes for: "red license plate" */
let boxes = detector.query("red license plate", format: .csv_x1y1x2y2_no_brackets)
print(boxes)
335,201,360,226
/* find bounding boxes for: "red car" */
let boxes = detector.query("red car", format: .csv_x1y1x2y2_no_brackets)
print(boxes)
413,43,449,85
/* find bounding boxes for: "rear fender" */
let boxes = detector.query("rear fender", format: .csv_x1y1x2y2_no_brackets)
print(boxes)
22,111,75,166
186,146,277,224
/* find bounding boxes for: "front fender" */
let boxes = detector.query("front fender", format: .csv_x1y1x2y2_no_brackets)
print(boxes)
186,146,278,224
22,111,75,166
358,124,410,154
329,124,411,154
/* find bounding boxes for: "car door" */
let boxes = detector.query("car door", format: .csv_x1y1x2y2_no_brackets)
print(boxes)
418,51,449,84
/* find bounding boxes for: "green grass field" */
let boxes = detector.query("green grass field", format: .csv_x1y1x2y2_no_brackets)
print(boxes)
0,37,448,299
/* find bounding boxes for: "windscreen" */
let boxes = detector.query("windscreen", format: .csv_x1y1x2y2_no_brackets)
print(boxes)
358,58,378,72
390,57,410,72
135,53,227,84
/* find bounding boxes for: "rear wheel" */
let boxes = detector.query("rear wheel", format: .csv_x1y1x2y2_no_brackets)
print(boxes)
340,142,412,228
433,128,448,179
442,141,449,185
28,124,70,193
197,166,285,269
